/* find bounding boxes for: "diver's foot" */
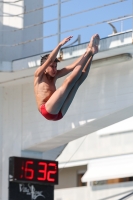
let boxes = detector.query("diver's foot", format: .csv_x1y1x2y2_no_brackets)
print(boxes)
87,34,100,55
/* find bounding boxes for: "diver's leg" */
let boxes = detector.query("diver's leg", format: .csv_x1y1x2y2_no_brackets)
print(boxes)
45,34,99,115
61,55,93,116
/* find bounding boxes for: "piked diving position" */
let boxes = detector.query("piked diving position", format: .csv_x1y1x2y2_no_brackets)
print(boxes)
34,34,100,121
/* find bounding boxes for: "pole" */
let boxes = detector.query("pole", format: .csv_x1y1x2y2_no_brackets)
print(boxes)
121,21,123,32
132,0,133,43
58,0,61,44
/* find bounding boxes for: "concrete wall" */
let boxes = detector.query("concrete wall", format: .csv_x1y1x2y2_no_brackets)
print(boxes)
0,2,3,62
1,0,43,61
21,58,133,151
0,2,2,25
0,59,133,199
0,88,3,200
89,181,133,200
0,32,133,199
1,85,22,200
0,82,65,200
55,165,87,189
55,186,89,200
57,119,133,163
54,182,133,200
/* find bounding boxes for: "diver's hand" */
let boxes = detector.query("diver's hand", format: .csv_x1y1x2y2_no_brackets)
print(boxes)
59,36,73,46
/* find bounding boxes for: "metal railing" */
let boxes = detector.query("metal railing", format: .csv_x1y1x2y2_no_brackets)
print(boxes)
0,0,132,47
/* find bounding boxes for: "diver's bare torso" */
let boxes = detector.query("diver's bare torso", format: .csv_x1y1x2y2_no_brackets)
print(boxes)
34,72,57,111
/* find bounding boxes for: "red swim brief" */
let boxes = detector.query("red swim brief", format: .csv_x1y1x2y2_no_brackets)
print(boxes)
40,104,63,121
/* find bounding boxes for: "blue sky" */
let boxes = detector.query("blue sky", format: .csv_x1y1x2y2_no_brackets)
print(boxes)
43,0,133,52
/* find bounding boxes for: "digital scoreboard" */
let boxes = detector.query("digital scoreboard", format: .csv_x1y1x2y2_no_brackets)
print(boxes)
9,157,58,185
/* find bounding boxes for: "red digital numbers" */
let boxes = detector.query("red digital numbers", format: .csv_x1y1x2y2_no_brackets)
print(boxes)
25,161,34,179
37,162,47,181
37,162,57,182
20,159,57,183
20,160,34,180
47,163,57,182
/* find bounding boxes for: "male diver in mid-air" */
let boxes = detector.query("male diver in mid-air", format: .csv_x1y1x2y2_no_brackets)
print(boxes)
34,34,100,121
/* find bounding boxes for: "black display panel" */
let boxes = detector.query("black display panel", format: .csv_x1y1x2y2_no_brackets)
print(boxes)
9,157,58,185
9,182,54,200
